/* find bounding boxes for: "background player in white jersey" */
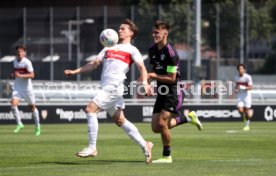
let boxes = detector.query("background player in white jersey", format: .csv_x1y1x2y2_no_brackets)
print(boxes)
234,64,253,131
11,45,41,136
64,19,153,164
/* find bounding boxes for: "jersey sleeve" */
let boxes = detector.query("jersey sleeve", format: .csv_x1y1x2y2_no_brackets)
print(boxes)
166,47,179,73
131,47,143,63
148,48,156,72
148,48,154,65
97,48,107,61
26,60,34,72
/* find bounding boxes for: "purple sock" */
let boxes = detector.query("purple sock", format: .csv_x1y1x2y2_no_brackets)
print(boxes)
175,116,188,125
163,146,171,156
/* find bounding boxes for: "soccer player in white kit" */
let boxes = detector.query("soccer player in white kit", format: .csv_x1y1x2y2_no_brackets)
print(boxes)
64,19,153,164
234,64,253,131
11,45,41,136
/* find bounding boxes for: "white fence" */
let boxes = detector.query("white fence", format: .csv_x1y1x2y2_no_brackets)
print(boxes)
1,80,276,105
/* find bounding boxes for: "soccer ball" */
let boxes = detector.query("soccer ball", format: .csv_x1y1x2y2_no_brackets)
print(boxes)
99,28,119,47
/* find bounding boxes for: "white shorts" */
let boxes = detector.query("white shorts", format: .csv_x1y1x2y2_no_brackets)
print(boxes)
237,94,251,109
93,83,125,111
12,89,36,105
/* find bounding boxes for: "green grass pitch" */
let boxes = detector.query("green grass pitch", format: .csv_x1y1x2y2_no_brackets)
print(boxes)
0,122,276,176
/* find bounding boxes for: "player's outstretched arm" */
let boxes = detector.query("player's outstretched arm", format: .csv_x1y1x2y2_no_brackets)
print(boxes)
246,85,253,90
64,59,101,77
136,61,153,96
148,72,176,84
14,71,35,79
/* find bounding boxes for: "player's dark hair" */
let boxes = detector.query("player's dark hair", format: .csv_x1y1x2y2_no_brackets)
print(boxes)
122,19,138,39
154,20,170,31
237,63,245,70
16,45,26,51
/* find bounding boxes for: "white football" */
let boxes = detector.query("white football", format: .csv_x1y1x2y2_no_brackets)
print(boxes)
99,29,119,47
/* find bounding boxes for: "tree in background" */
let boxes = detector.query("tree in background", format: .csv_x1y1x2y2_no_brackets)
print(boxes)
121,0,276,74
202,0,275,58
257,42,276,74
120,0,192,51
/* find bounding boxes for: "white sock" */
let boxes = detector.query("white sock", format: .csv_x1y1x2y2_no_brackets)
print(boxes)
32,108,40,127
245,120,250,126
87,113,98,149
11,106,23,126
120,120,146,149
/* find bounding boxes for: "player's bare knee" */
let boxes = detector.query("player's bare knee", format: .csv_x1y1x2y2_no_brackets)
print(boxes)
238,108,244,113
157,122,166,130
152,125,160,133
111,109,125,126
157,117,167,128
85,106,91,113
112,111,124,126
114,114,125,126
114,118,124,126
11,99,19,106
85,102,98,113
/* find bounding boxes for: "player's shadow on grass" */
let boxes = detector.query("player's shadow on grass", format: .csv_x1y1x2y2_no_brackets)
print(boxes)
35,159,143,165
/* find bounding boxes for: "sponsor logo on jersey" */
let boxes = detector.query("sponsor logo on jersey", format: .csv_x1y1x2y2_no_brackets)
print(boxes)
161,54,165,60
14,68,29,74
106,50,133,65
236,82,249,86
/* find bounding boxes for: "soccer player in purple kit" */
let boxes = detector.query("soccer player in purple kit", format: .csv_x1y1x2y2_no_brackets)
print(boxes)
147,21,202,163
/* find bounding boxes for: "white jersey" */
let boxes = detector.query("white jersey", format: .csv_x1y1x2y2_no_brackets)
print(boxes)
13,57,34,91
97,43,143,86
235,73,253,98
